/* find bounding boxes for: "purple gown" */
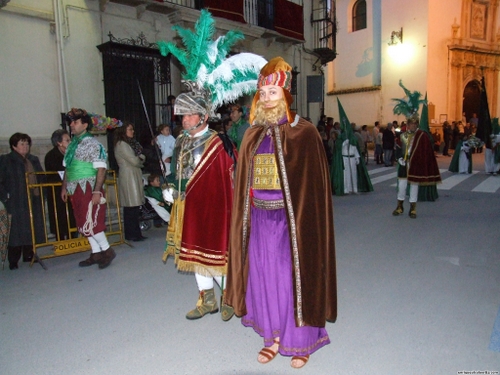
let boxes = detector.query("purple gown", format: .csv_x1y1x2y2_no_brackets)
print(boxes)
242,134,330,356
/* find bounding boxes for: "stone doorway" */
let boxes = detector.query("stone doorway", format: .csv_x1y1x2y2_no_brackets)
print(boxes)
462,80,481,122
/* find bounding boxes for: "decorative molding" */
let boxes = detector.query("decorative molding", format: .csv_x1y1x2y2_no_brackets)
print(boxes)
449,48,500,70
327,85,381,96
470,1,487,40
106,31,159,49
0,2,54,21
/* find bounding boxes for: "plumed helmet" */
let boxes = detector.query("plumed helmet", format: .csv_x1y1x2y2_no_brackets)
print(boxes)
174,81,211,117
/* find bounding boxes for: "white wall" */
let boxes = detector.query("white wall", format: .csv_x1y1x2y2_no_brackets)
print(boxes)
380,0,429,124
427,0,461,123
0,1,60,144
335,1,375,90
326,0,430,126
1,0,320,154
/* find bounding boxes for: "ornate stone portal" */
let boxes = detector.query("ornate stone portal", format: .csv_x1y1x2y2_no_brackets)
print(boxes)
448,0,500,120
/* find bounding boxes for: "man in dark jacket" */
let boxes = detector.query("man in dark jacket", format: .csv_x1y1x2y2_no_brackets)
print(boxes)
442,121,452,156
382,123,395,166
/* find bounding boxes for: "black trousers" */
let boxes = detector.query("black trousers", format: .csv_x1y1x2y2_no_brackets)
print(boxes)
123,206,142,240
8,245,34,265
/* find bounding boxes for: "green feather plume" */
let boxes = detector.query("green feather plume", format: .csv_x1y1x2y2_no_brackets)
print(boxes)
392,80,427,119
156,9,266,116
157,9,216,81
210,31,245,71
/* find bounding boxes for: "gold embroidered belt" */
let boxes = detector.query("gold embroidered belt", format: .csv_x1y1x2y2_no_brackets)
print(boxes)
252,197,285,210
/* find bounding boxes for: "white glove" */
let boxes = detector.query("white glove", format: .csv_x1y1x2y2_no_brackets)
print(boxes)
162,188,174,204
355,157,360,165
398,157,406,166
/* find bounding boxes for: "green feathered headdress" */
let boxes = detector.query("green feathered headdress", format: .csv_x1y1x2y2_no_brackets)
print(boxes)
392,80,427,121
157,9,267,118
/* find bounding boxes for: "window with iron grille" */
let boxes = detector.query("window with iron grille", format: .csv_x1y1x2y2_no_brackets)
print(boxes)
352,0,366,31
97,33,172,171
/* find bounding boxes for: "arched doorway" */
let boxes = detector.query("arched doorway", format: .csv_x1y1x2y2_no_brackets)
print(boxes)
462,80,481,123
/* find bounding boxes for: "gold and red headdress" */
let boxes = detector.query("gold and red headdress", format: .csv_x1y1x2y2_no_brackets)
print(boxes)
250,57,294,124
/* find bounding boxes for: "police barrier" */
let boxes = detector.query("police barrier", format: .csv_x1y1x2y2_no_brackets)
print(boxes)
26,170,125,269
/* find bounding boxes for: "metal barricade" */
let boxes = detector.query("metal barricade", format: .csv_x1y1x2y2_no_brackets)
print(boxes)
26,170,126,269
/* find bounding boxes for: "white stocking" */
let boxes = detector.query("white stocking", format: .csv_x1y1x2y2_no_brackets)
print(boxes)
397,179,408,201
195,273,214,290
87,236,101,254
195,273,224,291
91,231,110,251
409,183,419,203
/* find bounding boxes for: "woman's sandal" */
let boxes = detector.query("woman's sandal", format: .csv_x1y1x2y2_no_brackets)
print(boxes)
257,339,280,364
290,355,310,369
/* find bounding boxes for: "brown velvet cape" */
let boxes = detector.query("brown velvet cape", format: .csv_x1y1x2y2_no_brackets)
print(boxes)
225,115,337,327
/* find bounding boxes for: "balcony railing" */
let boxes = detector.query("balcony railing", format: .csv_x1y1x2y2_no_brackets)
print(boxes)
311,1,337,64
103,0,305,43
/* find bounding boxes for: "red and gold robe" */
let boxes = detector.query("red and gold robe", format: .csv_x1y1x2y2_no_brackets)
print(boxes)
408,129,442,185
166,132,236,277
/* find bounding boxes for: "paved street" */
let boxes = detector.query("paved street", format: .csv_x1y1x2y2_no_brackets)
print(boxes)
1,150,499,375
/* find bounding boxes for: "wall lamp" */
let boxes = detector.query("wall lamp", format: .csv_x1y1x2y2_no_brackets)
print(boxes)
388,28,403,46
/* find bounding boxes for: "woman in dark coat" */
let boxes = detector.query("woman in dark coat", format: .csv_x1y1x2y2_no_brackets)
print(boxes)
0,133,45,269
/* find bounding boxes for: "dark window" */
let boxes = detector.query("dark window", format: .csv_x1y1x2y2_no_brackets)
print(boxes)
97,34,172,171
258,0,274,30
352,0,366,31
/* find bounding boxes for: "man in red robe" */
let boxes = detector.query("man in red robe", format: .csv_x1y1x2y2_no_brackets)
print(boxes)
392,117,442,218
163,87,237,321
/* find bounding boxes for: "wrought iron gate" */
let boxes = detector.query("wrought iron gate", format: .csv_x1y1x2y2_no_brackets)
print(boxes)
97,32,172,171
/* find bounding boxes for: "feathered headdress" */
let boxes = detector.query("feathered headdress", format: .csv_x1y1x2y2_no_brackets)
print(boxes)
157,9,267,118
392,80,427,121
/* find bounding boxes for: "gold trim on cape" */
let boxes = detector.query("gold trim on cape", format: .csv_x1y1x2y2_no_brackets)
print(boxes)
273,126,304,327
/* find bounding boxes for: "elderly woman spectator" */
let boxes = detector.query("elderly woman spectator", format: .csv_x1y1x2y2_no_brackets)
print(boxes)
0,133,45,269
45,129,75,240
114,122,147,242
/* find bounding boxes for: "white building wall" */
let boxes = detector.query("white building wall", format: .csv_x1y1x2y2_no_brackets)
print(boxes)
427,0,461,123
326,0,430,126
0,2,59,143
380,0,429,125
0,0,183,156
327,0,500,130
0,0,319,156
